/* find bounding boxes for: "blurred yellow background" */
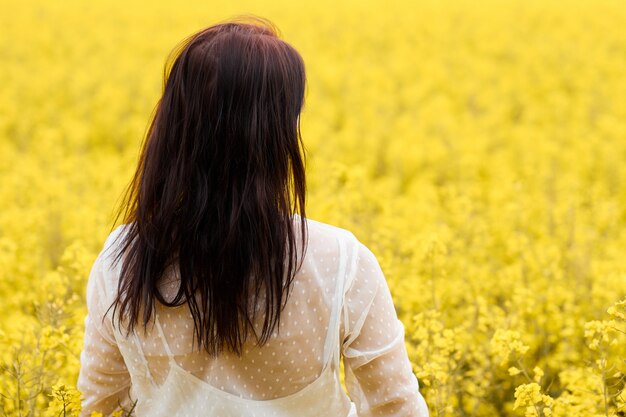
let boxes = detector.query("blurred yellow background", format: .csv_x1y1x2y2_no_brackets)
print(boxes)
1,0,626,415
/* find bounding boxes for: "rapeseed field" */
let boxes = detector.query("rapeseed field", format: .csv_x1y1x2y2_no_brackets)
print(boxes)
1,0,625,415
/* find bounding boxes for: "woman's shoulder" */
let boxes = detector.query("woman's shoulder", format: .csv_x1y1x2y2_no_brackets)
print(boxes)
297,215,359,246
98,223,133,273
99,218,364,266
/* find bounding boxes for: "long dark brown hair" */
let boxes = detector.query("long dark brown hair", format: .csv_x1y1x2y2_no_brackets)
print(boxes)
107,16,308,357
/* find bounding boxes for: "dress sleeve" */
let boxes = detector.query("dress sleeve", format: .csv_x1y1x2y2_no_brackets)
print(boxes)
77,249,132,417
341,241,430,417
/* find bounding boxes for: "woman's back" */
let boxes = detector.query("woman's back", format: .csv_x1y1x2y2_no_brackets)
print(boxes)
77,215,429,416
76,18,429,416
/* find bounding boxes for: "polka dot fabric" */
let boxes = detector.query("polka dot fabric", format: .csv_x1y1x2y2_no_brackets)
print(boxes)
77,217,430,416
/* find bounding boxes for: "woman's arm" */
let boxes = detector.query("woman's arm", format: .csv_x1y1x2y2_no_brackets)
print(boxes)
77,251,132,417
341,241,429,417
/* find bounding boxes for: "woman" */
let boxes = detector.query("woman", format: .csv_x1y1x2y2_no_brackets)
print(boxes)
77,16,429,417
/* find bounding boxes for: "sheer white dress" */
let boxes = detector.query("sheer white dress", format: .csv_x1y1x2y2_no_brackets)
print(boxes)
77,216,429,417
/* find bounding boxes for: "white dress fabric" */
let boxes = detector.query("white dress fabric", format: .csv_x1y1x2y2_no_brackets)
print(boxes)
77,216,430,417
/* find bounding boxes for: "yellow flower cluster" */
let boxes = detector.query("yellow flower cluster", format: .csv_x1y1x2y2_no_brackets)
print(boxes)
490,329,530,366
513,383,553,417
1,0,626,415
46,383,82,417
